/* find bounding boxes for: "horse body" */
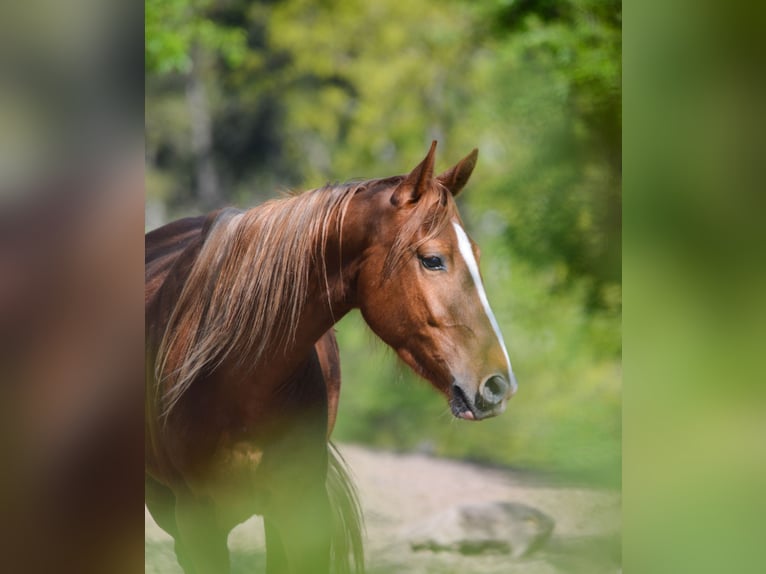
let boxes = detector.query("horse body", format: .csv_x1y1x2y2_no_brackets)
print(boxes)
146,212,347,573
145,142,516,573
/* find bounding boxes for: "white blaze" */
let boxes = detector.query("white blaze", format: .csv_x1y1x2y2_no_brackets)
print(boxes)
452,221,517,392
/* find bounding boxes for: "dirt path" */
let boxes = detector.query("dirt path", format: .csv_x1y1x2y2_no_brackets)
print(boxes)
146,444,620,573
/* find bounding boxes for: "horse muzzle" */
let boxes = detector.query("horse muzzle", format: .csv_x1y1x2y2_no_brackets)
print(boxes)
450,373,515,421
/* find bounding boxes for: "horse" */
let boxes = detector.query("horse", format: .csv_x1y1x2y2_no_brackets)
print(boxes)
145,141,518,574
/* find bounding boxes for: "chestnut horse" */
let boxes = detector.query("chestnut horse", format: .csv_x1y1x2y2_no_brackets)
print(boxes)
145,142,517,574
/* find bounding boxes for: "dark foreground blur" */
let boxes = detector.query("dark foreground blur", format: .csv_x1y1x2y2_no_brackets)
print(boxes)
0,1,144,572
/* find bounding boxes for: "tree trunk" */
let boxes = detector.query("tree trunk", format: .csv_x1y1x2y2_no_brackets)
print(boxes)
186,44,220,210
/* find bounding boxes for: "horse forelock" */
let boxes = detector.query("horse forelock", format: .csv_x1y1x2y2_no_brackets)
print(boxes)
382,180,457,278
155,183,361,420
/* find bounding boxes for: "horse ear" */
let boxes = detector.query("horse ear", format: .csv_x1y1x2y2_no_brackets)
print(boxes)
391,140,438,206
435,148,479,197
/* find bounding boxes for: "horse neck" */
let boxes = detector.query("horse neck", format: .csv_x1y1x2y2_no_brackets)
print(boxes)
286,206,365,344
243,188,371,365
317,186,383,313
255,186,378,361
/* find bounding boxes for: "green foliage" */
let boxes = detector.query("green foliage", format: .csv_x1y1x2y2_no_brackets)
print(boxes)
146,0,247,74
468,0,622,306
147,0,621,301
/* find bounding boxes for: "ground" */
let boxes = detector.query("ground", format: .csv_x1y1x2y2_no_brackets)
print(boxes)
145,444,620,573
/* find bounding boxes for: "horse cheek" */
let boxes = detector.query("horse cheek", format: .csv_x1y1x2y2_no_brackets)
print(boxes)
358,273,407,348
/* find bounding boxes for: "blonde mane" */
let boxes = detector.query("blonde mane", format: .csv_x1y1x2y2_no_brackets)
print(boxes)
154,178,455,419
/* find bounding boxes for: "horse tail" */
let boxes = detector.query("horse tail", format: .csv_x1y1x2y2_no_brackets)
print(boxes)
326,442,365,574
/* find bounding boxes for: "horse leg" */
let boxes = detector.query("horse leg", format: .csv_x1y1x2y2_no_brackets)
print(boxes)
259,347,334,573
145,476,198,574
173,494,231,574
264,517,288,574
265,481,331,574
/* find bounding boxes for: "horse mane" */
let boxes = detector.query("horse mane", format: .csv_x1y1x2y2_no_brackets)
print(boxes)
154,177,455,419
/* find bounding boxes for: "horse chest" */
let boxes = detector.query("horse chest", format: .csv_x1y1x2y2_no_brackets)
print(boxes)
189,439,270,526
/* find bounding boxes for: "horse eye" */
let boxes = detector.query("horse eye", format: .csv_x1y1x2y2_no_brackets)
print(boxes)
419,255,445,270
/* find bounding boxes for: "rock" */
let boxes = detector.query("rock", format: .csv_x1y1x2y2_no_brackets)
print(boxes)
406,501,555,558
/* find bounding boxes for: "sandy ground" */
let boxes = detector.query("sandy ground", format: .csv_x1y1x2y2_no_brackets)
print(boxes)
146,444,620,573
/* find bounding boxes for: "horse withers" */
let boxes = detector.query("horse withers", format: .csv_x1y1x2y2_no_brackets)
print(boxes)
145,141,517,574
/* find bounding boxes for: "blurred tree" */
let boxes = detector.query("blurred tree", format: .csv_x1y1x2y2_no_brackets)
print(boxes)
146,0,621,307
145,0,248,75
146,0,249,209
473,0,621,308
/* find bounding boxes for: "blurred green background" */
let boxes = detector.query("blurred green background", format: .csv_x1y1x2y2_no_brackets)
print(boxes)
145,0,621,486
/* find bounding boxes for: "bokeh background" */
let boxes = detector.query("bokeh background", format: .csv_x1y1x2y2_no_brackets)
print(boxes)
5,0,766,572
145,0,622,486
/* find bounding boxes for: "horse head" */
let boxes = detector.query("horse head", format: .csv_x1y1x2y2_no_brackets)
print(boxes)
354,142,517,421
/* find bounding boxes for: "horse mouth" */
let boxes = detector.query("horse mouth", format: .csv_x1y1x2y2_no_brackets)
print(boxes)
398,349,490,422
450,383,506,421
450,384,478,421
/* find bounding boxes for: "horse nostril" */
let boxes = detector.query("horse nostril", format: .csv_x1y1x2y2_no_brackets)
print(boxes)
479,375,509,407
